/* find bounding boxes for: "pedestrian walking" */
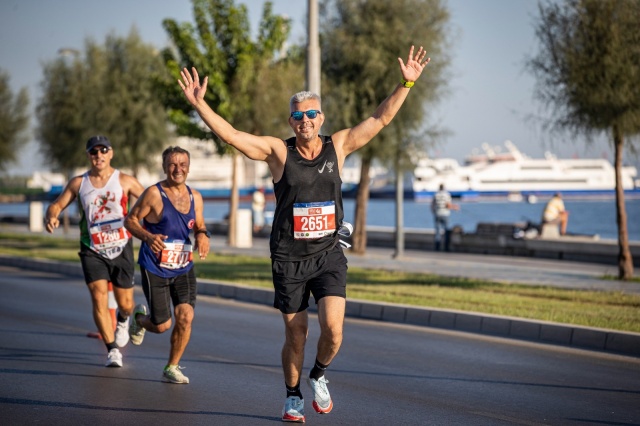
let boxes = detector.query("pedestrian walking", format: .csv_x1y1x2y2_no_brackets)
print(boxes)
178,45,430,421
431,183,459,251
252,187,266,233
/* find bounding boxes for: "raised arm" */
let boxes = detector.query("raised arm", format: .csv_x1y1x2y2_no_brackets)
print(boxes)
178,67,284,164
333,45,430,159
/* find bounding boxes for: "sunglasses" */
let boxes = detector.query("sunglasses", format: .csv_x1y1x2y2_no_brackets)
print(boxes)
290,110,322,120
88,146,110,155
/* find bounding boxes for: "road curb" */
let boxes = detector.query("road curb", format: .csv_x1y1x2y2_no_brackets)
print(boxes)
2,254,638,358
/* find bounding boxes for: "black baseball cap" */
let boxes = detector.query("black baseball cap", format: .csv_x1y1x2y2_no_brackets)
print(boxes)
86,135,112,152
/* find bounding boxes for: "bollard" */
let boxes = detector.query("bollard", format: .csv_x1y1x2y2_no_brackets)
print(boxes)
29,201,44,232
235,209,253,248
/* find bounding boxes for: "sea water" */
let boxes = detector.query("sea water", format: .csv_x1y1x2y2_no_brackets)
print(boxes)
2,198,638,241
213,198,639,241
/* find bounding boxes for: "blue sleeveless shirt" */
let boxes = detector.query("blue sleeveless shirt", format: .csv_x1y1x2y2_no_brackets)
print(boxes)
138,183,196,278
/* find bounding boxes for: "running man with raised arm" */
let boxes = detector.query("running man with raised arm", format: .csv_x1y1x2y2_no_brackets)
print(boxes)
179,45,430,421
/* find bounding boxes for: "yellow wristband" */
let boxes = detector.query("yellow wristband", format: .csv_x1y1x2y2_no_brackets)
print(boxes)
401,79,415,88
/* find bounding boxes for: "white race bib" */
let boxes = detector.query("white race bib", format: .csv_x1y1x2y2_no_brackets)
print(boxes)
159,241,193,269
293,201,336,240
89,218,131,251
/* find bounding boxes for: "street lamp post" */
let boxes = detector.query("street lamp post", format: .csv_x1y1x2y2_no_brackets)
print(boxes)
306,0,321,94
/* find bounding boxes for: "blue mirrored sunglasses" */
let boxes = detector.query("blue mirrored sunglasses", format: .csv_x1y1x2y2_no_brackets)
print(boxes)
290,110,322,120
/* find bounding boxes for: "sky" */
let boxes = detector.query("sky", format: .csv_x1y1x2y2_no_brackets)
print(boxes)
0,0,625,177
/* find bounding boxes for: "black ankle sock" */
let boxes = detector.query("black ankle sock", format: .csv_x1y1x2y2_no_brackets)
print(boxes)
106,341,118,352
117,312,128,323
309,359,329,380
286,382,302,398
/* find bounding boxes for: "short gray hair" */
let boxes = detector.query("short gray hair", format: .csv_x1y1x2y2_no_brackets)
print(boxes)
289,91,322,110
162,146,190,168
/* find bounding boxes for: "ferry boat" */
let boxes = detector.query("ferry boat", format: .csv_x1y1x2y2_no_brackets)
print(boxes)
411,140,640,200
342,140,640,201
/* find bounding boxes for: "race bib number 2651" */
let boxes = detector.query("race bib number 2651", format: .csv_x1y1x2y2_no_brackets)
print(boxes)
293,201,336,239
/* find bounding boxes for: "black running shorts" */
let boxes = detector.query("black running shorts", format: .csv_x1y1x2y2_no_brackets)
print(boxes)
272,244,348,314
139,266,197,325
78,240,135,289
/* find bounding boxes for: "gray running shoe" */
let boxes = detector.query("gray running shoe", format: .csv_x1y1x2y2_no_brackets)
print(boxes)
162,365,190,384
281,396,305,423
129,304,148,346
114,315,130,347
308,376,333,414
105,348,123,367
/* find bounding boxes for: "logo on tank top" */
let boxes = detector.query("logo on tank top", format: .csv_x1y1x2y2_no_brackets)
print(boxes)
188,219,195,229
318,160,334,174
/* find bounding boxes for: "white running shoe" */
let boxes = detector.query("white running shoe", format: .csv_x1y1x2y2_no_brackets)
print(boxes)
308,376,333,414
105,348,123,367
114,315,130,348
162,365,190,384
129,304,148,346
281,396,305,423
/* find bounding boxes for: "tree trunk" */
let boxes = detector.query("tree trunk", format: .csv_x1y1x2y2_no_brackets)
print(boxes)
352,157,372,254
613,125,633,280
227,150,240,247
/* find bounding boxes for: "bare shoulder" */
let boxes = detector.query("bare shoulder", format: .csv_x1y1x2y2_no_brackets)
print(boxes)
190,187,204,202
329,129,351,160
119,171,145,197
138,183,161,204
266,135,288,158
66,175,84,194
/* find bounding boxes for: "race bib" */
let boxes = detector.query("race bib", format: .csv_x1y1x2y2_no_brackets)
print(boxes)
159,241,193,269
89,218,131,251
293,201,336,239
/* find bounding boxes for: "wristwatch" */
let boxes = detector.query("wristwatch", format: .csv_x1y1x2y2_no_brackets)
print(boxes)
195,229,211,238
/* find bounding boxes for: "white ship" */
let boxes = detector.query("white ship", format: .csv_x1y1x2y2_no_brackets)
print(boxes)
411,140,640,200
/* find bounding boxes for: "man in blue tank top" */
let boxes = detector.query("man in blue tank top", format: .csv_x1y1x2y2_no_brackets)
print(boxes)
124,146,210,384
179,45,430,421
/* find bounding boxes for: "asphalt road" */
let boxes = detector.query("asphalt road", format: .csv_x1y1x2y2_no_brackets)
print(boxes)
1,266,639,425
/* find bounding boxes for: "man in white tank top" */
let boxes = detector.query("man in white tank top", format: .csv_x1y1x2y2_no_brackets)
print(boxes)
45,135,145,368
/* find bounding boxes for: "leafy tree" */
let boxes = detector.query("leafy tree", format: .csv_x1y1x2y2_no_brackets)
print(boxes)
161,0,299,246
320,0,452,254
36,53,88,175
0,70,29,172
528,0,640,279
36,29,171,177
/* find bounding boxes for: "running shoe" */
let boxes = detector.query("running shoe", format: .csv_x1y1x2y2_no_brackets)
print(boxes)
105,348,123,367
281,396,305,423
129,304,148,346
308,376,333,414
162,365,190,384
114,315,130,347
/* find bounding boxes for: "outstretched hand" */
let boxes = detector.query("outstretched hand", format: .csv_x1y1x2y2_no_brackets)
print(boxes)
178,67,208,106
398,45,430,82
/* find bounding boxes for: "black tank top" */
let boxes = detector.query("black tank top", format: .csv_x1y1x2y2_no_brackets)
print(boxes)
270,135,343,261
